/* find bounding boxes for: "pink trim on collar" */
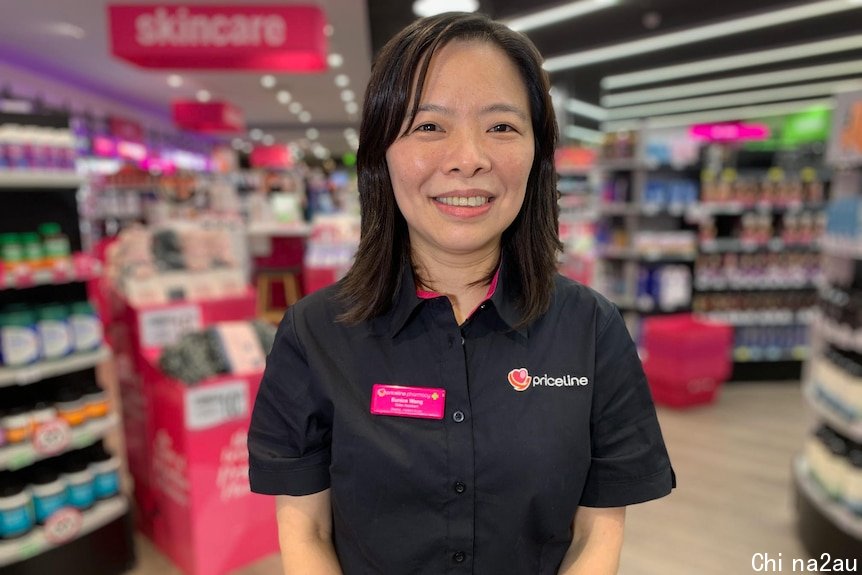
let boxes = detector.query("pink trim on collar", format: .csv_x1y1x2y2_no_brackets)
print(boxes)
415,267,501,306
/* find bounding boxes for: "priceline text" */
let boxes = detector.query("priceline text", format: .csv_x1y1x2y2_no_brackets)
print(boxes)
751,552,857,572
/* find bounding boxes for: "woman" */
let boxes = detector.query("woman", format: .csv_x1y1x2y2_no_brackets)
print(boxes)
249,11,674,575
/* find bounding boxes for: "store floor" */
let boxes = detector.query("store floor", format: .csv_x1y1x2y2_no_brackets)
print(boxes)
128,382,809,575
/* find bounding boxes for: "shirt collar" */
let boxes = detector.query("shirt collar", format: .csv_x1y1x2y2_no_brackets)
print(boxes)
385,255,528,339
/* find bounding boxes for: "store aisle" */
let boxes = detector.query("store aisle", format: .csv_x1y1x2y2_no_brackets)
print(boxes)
129,383,809,575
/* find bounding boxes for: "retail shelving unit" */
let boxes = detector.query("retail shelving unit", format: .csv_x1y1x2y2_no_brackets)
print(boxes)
796,158,862,558
0,110,135,575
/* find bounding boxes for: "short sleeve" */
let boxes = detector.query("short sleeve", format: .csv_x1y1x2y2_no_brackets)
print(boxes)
248,307,332,496
579,307,675,507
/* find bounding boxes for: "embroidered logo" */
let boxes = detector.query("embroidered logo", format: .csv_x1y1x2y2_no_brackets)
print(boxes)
508,368,531,392
508,368,590,392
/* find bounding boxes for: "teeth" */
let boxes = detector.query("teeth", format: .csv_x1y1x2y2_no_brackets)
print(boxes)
436,196,488,207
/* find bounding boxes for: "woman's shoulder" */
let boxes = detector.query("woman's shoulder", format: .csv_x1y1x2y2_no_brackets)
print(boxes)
551,274,620,322
286,282,348,327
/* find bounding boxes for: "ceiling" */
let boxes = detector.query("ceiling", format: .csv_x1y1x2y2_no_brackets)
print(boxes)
1,1,861,159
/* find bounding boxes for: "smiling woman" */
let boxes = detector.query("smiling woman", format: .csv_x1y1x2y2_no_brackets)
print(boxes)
249,11,675,575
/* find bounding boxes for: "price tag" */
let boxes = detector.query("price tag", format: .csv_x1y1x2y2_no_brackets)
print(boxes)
33,419,71,455
185,380,249,430
766,167,785,182
18,540,42,561
44,508,84,545
139,305,202,348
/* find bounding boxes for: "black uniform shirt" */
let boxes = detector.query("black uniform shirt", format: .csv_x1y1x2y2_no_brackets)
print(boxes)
249,261,675,574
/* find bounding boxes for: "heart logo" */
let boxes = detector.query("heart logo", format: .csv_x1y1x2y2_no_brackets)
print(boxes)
508,368,531,392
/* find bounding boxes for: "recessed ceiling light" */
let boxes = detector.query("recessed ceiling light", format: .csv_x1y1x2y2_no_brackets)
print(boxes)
340,90,355,103
544,0,862,72
328,53,344,68
306,128,320,140
196,90,211,102
335,74,350,88
262,134,275,146
167,74,183,88
277,90,292,104
299,111,312,123
289,102,303,114
503,0,617,32
45,22,86,39
323,24,334,37
345,102,359,114
249,128,264,141
412,0,478,17
261,75,277,89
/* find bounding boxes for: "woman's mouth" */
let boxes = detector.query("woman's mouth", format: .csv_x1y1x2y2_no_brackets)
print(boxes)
434,196,491,207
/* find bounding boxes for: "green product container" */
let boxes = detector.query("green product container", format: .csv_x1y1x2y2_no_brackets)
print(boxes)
68,301,102,352
0,234,24,267
36,303,73,359
0,307,41,366
38,222,71,261
19,232,43,265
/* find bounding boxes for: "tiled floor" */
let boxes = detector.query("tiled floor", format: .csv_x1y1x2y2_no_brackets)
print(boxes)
129,382,812,575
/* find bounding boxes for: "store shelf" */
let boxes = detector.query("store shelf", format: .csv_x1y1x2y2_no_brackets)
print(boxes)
695,279,819,292
689,202,825,218
1,253,101,290
0,347,111,387
598,203,639,216
599,247,696,262
803,381,862,444
814,314,862,353
820,235,862,260
0,496,129,568
733,346,808,362
698,238,818,253
640,203,690,217
596,158,646,171
0,172,83,189
793,457,862,541
0,413,120,471
699,308,814,326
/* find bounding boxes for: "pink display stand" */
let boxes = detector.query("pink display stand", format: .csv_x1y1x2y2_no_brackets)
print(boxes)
104,289,279,575
641,314,733,408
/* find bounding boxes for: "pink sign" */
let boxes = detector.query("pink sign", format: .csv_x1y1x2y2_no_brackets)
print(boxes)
108,4,328,71
370,384,447,420
690,123,770,142
173,101,245,134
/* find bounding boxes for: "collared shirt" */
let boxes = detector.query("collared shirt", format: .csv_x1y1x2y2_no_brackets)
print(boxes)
249,261,675,574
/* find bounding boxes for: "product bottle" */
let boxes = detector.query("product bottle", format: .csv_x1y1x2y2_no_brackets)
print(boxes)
38,222,71,267
0,471,35,539
88,443,121,500
82,382,110,420
62,456,95,511
55,386,88,428
36,303,74,360
0,305,41,367
0,233,25,272
28,463,68,525
68,301,103,353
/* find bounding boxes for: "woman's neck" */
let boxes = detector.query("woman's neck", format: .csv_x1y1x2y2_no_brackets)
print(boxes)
412,245,500,325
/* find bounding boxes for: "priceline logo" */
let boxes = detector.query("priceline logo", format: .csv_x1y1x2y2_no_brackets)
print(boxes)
507,368,589,392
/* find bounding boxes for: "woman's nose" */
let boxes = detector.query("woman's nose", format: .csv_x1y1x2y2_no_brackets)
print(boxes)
444,129,491,177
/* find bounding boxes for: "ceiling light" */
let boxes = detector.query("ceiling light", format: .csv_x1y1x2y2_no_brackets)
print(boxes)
231,138,244,150
196,90,211,102
299,111,312,123
306,128,320,140
262,134,275,146
603,34,862,89
328,53,344,68
544,0,862,72
602,98,832,132
167,74,183,88
289,102,303,114
335,74,350,88
344,128,357,138
323,24,334,37
249,129,264,141
606,80,862,121
565,98,608,121
340,89,355,102
261,75,277,89
45,22,86,39
503,0,617,32
277,90,292,104
345,102,359,115
313,145,330,159
564,125,604,145
602,60,862,107
413,0,478,17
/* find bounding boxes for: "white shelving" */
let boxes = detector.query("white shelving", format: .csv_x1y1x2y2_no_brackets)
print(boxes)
0,172,83,189
804,380,862,444
0,346,111,387
794,457,862,540
0,496,128,568
1,254,102,290
0,413,120,471
814,313,862,354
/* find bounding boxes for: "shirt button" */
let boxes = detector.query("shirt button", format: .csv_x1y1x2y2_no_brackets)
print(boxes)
452,410,465,423
453,551,466,563
460,336,465,345
454,481,466,494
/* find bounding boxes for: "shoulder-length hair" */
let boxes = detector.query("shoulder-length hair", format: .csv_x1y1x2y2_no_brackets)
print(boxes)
338,11,561,327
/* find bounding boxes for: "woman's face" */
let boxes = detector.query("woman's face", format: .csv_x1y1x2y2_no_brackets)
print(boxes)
385,40,535,261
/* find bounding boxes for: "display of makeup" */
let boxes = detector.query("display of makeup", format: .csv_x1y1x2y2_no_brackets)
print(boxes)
695,252,821,289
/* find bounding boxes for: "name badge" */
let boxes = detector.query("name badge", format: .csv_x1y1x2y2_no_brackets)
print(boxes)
370,384,446,420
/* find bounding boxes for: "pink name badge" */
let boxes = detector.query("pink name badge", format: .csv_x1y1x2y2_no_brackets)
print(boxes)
370,384,446,420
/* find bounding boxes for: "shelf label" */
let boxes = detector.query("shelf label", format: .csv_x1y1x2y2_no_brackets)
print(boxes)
17,540,42,561
33,419,71,456
139,305,202,349
8,451,35,471
185,380,249,430
43,508,83,545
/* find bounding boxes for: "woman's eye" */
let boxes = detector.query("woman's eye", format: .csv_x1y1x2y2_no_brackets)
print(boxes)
490,124,516,133
414,123,438,132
